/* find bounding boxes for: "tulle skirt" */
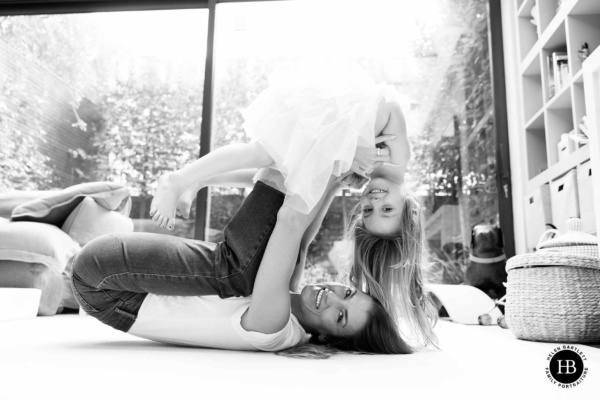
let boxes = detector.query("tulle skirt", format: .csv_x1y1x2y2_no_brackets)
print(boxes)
243,65,389,214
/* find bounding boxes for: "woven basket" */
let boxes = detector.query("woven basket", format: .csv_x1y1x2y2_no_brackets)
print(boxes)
505,218,600,342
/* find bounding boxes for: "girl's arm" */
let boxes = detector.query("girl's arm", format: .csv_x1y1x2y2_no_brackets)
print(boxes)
241,181,332,334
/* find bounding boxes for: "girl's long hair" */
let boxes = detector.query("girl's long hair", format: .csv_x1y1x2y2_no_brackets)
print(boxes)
276,297,411,359
343,193,438,349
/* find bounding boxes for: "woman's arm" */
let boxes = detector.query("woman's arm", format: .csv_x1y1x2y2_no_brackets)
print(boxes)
240,181,332,334
371,101,410,183
288,179,344,292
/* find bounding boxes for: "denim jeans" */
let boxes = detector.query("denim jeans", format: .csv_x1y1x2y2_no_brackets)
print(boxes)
71,181,284,333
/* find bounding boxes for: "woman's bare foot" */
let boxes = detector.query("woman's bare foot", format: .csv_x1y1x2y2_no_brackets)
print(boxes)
150,173,185,230
175,186,198,219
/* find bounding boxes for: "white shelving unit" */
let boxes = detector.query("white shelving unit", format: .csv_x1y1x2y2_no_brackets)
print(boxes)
509,0,600,251
583,47,600,239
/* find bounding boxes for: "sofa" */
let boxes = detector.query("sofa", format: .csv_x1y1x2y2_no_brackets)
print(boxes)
0,182,134,316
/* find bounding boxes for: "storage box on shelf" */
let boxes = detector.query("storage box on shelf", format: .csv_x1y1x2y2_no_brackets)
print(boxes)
524,184,552,250
515,0,600,240
550,169,580,233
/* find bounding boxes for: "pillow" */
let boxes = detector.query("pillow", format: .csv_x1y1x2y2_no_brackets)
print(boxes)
62,196,134,246
0,190,55,218
11,182,131,227
0,221,80,275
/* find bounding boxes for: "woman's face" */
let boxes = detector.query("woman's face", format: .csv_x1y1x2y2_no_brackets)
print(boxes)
299,283,373,338
360,177,405,236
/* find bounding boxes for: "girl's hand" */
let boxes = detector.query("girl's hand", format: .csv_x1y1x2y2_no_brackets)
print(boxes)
350,134,395,176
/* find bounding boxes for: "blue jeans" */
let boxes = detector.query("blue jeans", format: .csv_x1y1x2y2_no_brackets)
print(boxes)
71,181,284,333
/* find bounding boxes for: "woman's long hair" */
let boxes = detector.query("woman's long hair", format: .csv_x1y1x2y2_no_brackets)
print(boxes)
343,193,438,349
277,297,411,359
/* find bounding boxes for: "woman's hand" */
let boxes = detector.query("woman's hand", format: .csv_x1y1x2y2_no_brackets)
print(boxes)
350,134,395,177
338,172,368,189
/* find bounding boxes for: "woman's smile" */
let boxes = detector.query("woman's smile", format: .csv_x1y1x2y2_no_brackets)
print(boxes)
315,287,329,310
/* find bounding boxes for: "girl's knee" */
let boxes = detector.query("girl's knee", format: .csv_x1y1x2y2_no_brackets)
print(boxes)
248,142,273,167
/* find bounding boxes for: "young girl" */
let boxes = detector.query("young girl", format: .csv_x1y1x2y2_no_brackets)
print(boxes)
150,65,437,349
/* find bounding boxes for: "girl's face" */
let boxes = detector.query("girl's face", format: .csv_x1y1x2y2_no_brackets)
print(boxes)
360,177,405,236
299,283,372,337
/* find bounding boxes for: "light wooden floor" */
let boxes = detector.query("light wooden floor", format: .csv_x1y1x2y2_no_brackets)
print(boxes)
2,315,599,400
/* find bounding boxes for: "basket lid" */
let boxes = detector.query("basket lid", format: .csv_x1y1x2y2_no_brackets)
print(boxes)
537,218,598,256
506,218,599,272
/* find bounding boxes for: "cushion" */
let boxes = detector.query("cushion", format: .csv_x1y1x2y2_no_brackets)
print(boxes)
0,260,65,316
0,190,54,218
0,221,80,275
11,182,131,227
62,196,134,246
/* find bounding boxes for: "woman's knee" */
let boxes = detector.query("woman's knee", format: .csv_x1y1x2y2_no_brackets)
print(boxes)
72,233,130,286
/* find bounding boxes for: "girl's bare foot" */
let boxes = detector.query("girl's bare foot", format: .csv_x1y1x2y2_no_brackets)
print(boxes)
149,173,185,230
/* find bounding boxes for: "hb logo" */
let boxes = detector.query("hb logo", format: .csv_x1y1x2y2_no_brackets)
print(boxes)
549,350,584,384
556,360,577,375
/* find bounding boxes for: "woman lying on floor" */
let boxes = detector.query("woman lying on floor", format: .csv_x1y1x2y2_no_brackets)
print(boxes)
71,170,409,358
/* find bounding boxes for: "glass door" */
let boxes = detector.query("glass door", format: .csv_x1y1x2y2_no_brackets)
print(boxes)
207,0,503,287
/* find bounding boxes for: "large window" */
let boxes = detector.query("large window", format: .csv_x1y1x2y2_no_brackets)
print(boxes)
208,0,500,286
0,9,208,238
1,0,504,287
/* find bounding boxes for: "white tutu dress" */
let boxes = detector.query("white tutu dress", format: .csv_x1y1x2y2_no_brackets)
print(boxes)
243,65,395,214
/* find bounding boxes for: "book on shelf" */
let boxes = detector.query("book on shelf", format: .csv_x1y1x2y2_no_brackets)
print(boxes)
546,52,569,98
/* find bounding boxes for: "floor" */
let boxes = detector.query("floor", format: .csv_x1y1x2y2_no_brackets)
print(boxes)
2,314,599,400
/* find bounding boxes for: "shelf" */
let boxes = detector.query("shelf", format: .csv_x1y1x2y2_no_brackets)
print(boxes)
526,145,590,192
573,68,584,83
525,127,547,180
521,51,541,75
525,107,544,129
570,0,600,15
513,0,599,250
522,74,544,121
519,1,568,64
566,14,600,77
546,82,571,109
521,46,540,73
542,19,567,50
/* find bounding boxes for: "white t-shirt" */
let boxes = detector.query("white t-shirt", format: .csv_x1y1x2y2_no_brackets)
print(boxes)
128,294,309,352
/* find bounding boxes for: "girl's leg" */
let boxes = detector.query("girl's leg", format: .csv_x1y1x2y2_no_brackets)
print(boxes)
176,168,258,219
150,142,272,230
